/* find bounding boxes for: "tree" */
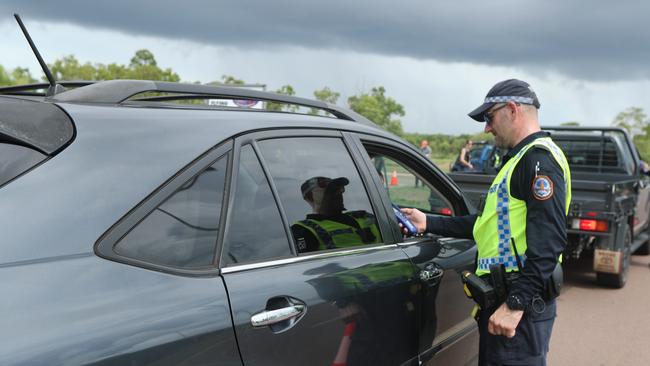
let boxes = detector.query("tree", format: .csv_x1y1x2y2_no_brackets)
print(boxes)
560,121,580,126
310,86,340,115
347,86,404,136
220,75,245,85
0,65,37,86
612,107,649,136
634,123,650,162
130,49,157,67
267,84,297,112
47,50,179,82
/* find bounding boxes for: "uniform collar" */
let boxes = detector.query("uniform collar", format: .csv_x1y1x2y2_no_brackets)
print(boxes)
502,131,550,164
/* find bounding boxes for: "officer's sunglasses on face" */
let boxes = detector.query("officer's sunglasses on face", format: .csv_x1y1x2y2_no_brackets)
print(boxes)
483,102,521,125
483,103,508,124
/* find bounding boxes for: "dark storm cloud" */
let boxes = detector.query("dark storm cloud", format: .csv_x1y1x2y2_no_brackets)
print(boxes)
3,0,650,81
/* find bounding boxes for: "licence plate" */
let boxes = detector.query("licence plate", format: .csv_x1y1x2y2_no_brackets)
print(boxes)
593,249,622,274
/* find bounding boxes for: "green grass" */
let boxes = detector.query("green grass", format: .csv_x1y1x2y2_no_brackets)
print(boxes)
388,186,432,210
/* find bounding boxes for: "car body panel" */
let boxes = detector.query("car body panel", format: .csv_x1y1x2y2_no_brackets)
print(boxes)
0,256,240,365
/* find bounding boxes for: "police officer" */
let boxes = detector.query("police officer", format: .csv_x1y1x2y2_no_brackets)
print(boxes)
402,79,571,365
291,176,381,252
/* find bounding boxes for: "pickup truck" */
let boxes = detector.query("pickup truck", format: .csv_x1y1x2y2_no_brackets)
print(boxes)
449,127,650,288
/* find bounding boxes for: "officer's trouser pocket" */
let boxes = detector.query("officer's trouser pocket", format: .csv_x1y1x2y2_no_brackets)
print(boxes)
486,300,556,365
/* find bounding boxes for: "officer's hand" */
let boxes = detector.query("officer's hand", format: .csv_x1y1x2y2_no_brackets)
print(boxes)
488,302,524,338
400,208,426,233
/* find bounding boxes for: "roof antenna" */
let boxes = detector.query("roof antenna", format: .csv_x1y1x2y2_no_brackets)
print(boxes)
14,13,65,96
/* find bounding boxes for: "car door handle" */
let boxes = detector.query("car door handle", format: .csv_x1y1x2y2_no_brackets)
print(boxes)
420,265,444,282
251,304,306,327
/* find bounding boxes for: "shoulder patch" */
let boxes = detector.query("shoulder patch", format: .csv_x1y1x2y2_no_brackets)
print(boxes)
532,175,553,200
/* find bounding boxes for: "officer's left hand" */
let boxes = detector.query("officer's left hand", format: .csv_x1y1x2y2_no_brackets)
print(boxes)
488,303,524,338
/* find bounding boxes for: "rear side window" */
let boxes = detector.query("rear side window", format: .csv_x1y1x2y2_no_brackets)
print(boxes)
114,155,228,268
0,143,46,187
221,145,291,265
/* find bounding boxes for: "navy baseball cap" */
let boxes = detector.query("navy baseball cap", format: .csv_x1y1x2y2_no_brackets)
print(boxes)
301,176,349,197
468,79,541,122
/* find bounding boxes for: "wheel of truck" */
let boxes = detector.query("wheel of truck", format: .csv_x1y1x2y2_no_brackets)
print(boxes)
634,223,650,255
596,224,632,288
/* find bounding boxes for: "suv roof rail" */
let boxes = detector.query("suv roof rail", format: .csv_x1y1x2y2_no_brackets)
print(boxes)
50,79,373,125
0,81,95,96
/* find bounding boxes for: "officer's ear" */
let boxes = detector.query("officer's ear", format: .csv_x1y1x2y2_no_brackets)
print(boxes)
304,192,313,202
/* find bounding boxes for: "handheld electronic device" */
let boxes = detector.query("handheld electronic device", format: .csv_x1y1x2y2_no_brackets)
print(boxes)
392,204,418,235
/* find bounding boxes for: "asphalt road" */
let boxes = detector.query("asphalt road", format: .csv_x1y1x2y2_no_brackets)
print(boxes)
549,252,650,365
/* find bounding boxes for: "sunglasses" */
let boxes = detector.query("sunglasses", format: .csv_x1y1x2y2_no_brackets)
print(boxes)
483,103,508,124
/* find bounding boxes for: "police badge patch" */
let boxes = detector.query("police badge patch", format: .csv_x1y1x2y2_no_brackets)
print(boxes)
532,175,553,200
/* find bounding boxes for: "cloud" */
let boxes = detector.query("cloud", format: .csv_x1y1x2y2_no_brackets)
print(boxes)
3,1,650,81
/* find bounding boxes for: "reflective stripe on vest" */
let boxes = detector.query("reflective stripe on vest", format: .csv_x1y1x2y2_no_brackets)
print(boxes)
295,214,380,250
473,137,572,275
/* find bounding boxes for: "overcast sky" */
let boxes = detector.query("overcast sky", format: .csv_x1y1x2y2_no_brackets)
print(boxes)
2,1,650,135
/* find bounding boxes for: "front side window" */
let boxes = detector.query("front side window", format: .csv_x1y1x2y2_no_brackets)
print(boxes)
369,151,454,216
258,137,382,253
114,155,228,268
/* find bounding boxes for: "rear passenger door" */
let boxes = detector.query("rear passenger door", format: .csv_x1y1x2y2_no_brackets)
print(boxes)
220,130,421,366
350,134,479,365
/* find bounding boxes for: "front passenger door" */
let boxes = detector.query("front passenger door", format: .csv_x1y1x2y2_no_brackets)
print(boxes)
355,136,479,365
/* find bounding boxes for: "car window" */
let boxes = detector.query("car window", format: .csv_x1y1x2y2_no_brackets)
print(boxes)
114,155,228,268
0,143,46,187
257,137,382,254
222,145,292,265
369,152,454,216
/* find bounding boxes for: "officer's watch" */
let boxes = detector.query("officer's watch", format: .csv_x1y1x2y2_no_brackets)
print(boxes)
505,294,526,311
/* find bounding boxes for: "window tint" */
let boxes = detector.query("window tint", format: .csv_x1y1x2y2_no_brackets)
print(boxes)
258,137,382,253
0,143,46,187
369,152,454,216
222,145,291,265
114,155,228,268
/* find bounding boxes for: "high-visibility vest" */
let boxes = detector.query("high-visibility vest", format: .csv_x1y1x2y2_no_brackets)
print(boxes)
472,137,572,276
294,211,381,250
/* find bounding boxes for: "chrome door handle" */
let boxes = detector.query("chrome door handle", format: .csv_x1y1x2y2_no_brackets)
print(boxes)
251,304,306,327
419,265,444,282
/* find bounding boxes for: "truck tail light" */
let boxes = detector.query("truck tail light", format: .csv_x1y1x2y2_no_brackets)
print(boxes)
578,219,609,232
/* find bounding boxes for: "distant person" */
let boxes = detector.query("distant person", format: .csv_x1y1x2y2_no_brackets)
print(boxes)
291,176,381,252
415,140,431,187
451,140,474,171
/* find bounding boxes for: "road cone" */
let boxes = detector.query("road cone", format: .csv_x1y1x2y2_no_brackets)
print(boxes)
390,170,398,186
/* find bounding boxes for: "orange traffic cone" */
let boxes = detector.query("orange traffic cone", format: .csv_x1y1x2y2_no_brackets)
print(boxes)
331,321,356,366
390,170,398,186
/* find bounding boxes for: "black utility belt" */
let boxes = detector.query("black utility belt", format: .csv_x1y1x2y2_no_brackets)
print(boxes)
462,263,562,311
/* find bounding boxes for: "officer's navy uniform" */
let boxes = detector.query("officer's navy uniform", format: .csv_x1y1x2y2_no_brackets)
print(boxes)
427,131,568,365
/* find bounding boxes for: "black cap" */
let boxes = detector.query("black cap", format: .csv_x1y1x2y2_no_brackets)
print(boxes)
468,79,541,122
301,176,349,198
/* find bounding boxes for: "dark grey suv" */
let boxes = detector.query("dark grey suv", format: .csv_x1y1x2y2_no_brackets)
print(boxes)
0,80,478,365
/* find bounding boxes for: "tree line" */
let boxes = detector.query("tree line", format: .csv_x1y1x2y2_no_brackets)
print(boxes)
1,49,647,160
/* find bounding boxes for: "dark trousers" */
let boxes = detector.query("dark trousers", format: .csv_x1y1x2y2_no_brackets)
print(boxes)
477,299,556,366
